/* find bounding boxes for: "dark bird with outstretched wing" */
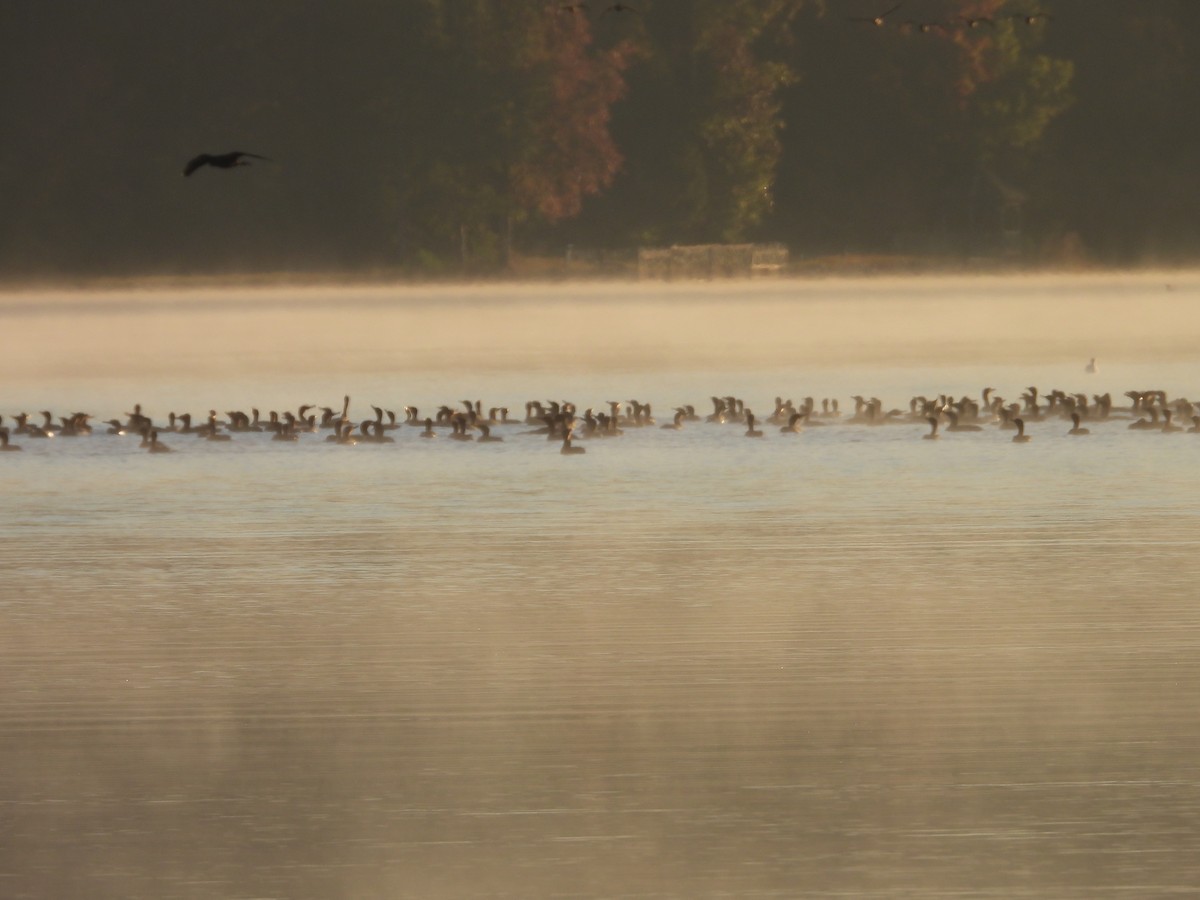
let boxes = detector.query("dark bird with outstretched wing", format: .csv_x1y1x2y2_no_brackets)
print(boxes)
183,151,271,177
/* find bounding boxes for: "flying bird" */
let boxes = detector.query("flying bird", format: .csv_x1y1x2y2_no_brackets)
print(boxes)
1009,12,1052,25
848,3,902,27
901,20,946,35
183,151,271,177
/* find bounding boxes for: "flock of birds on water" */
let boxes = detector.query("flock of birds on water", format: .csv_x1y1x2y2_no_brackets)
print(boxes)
3,378,1200,456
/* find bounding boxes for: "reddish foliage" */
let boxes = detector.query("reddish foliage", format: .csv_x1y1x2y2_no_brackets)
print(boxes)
509,14,639,222
948,0,1012,102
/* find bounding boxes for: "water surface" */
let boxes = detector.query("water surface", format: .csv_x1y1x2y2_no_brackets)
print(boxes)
2,274,1199,898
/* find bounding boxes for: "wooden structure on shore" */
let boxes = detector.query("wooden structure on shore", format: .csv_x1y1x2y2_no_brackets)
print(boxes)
637,243,788,280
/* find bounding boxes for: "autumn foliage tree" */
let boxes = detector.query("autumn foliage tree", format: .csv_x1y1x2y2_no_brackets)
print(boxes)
949,1,1074,168
694,4,801,240
509,11,637,224
770,0,1074,256
575,0,804,246
9,1,1200,277
395,2,636,269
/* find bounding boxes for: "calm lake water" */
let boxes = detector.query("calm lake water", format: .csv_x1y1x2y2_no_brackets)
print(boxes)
2,274,1200,898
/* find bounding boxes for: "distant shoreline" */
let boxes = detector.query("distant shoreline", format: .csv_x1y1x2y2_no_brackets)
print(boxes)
0,253,1152,294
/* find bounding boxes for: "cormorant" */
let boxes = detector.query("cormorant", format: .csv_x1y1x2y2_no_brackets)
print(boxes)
849,3,902,27
183,151,271,177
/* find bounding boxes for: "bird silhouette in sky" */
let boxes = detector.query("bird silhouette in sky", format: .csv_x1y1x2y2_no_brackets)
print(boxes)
1010,12,1052,25
901,20,945,35
848,3,902,27
960,15,995,29
183,151,271,177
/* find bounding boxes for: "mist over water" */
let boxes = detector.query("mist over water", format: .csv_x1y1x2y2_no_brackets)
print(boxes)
3,274,1200,898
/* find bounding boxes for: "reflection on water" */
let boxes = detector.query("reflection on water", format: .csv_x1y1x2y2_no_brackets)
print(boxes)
2,276,1200,898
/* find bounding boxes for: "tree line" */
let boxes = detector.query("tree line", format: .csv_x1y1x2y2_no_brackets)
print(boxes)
1,0,1197,279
